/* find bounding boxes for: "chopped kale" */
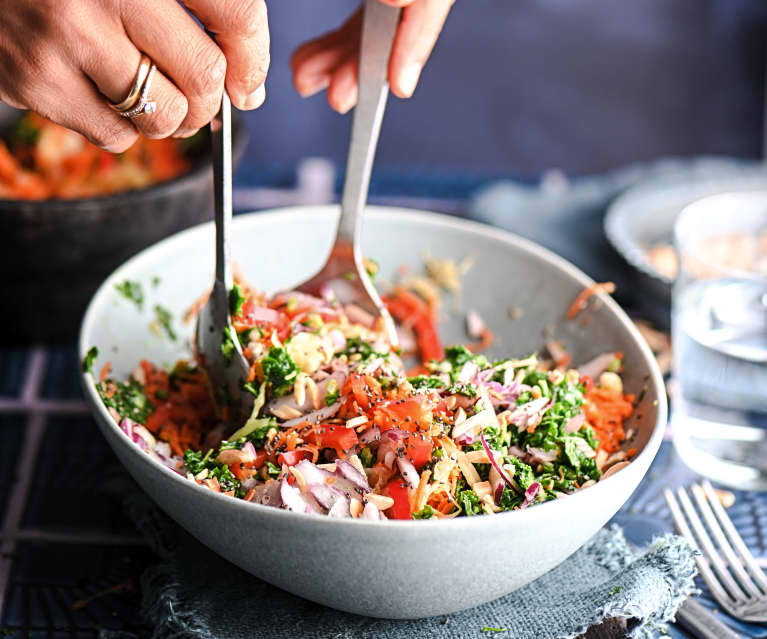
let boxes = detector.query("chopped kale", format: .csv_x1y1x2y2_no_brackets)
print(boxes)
183,448,240,494
97,379,155,423
82,346,98,374
506,456,535,491
412,504,436,519
610,585,622,596
115,280,145,310
456,480,482,516
266,461,281,478
261,347,299,397
229,283,246,317
184,448,213,475
151,276,161,288
359,446,374,468
446,382,477,397
153,304,177,341
408,375,447,390
220,328,236,364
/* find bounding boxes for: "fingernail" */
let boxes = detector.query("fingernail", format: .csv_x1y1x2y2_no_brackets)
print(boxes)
337,87,358,114
398,63,421,98
298,75,330,98
243,84,266,110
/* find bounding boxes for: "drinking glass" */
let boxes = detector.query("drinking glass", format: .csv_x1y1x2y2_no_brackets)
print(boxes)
671,191,767,490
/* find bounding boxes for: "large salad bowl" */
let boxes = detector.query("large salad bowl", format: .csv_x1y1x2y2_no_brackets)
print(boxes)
79,206,665,618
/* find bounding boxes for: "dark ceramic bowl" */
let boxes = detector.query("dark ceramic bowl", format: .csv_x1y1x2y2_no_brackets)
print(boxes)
0,118,247,343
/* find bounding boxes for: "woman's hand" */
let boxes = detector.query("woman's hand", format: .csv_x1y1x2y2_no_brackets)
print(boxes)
291,0,454,114
0,0,270,151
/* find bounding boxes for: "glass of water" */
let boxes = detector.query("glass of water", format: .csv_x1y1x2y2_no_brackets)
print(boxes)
671,191,767,489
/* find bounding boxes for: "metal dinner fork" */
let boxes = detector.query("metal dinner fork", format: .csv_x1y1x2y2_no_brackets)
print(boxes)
665,480,767,622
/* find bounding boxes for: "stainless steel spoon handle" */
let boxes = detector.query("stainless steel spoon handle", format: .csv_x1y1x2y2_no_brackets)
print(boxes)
336,0,400,245
211,92,233,290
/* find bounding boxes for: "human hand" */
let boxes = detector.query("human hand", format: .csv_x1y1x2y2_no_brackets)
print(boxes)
0,0,270,151
291,0,454,113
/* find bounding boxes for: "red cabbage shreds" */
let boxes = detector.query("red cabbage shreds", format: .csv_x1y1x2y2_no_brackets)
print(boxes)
359,425,381,445
578,352,617,379
520,482,541,509
334,460,369,493
564,412,585,434
480,431,514,496
308,482,347,510
328,496,351,518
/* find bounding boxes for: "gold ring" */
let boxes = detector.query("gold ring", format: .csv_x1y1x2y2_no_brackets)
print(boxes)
119,64,157,118
110,54,153,113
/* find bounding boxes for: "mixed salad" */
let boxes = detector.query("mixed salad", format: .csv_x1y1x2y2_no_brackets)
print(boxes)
88,273,637,521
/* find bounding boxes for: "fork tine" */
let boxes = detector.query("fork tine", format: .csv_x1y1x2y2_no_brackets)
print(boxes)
702,479,767,593
691,484,762,597
664,487,736,607
676,486,749,602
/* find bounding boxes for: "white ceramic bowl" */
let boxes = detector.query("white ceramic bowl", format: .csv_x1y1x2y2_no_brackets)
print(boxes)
79,206,666,619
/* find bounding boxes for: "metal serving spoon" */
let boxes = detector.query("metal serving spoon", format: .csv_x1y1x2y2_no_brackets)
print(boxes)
195,92,253,427
197,1,400,427
290,0,400,345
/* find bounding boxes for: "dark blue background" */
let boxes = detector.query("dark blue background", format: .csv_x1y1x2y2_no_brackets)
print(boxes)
240,0,767,178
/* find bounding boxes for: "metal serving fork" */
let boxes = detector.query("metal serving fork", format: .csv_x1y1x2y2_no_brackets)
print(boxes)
290,0,399,346
665,480,767,622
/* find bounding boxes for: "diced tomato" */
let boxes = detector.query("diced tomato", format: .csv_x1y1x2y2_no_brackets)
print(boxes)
305,426,359,456
383,478,412,520
343,373,382,411
373,394,433,433
277,448,313,467
145,402,172,433
404,434,433,469
229,450,268,480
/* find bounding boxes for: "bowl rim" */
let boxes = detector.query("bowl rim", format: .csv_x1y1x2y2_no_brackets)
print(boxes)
79,204,667,530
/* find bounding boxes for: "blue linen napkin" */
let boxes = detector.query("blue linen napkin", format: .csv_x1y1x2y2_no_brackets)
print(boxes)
122,492,696,639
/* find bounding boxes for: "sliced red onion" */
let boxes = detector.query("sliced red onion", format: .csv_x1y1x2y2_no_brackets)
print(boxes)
335,459,369,492
359,426,381,445
246,306,281,324
328,496,351,518
308,482,346,510
527,447,559,464
319,284,335,303
132,425,156,452
328,329,346,352
120,417,135,436
520,482,541,508
466,310,486,340
383,451,397,469
384,428,408,441
154,441,172,460
362,502,381,520
572,437,597,459
281,401,341,428
578,352,617,380
295,460,332,485
396,457,420,490
480,432,515,495
507,397,552,432
564,412,585,434
508,445,525,458
494,482,505,504
454,433,478,446
280,477,316,513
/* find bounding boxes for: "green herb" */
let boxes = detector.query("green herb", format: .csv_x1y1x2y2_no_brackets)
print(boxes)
97,379,155,423
412,505,435,519
610,585,622,596
243,381,260,397
439,345,488,381
153,305,177,341
325,378,340,406
506,457,535,490
359,446,374,468
115,280,145,310
82,346,98,374
261,347,299,397
184,448,213,475
151,276,161,288
364,257,379,280
229,382,270,443
341,337,389,363
229,283,246,317
481,627,507,633
220,328,236,364
456,481,482,516
182,448,240,494
408,375,447,390
266,461,281,478
446,382,477,397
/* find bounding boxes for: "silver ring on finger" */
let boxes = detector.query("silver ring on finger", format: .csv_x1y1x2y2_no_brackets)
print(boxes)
119,63,158,118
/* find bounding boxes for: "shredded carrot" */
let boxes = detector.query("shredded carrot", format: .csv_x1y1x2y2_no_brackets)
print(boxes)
466,327,494,354
584,386,635,453
99,362,112,383
566,282,616,320
384,286,444,363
